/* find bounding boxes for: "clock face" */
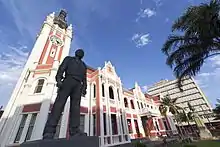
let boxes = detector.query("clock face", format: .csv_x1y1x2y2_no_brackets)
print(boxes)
50,35,63,47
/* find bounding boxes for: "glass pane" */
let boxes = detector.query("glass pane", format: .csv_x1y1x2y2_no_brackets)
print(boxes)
35,85,43,93
38,79,44,85
24,126,33,141
14,114,28,143
24,113,37,141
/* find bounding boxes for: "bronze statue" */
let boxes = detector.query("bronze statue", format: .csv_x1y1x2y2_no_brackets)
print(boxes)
43,49,87,139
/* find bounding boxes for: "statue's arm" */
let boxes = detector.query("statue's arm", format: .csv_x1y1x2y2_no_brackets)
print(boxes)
55,56,69,82
82,64,87,94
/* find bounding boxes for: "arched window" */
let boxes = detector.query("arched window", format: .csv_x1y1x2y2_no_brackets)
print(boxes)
124,98,128,108
109,86,114,99
137,101,140,109
130,100,135,109
140,102,143,109
34,79,45,93
93,84,96,98
102,84,105,97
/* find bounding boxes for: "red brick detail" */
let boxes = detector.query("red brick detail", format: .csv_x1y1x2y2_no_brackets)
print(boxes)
126,113,131,118
92,106,96,112
150,132,157,137
22,103,41,112
146,118,156,133
103,105,106,112
56,30,61,37
96,77,101,136
80,107,88,113
110,107,116,113
50,103,88,113
38,29,53,64
133,133,143,138
133,114,137,118
158,119,164,130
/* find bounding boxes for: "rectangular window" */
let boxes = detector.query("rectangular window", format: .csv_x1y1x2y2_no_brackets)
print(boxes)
120,115,125,134
14,114,28,143
127,119,133,134
93,114,96,136
80,115,85,132
103,113,107,135
134,120,140,137
93,85,96,98
24,113,37,141
111,114,118,135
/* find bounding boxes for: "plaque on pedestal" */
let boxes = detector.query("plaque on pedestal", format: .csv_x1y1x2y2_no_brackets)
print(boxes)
20,136,99,147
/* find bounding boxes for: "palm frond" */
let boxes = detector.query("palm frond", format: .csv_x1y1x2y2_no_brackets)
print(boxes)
162,0,220,89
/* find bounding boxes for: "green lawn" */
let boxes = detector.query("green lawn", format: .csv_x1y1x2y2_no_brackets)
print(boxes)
169,140,220,147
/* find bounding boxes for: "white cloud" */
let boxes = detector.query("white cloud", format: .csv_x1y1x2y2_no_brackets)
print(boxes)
165,18,170,23
0,44,28,107
142,85,148,92
136,8,156,22
153,0,163,7
209,56,220,67
132,33,151,48
195,55,220,106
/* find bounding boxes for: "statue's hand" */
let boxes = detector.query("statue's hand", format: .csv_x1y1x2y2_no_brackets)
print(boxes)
56,81,63,88
81,89,87,97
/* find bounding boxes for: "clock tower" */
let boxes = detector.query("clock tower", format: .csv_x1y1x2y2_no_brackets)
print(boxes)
0,10,72,145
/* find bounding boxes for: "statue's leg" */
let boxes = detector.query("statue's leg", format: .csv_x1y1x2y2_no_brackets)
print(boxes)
43,80,72,139
69,81,85,137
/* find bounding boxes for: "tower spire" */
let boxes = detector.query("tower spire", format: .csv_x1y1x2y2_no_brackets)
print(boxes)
53,9,68,29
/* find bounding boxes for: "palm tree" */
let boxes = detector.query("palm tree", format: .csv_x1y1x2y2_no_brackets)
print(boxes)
177,108,198,138
162,0,220,90
213,98,220,120
159,95,184,136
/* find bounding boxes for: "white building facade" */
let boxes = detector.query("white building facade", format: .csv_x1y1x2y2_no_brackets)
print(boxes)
0,11,178,147
147,77,215,123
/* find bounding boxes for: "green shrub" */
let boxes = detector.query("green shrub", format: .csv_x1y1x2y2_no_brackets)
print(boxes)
132,141,147,147
183,144,197,147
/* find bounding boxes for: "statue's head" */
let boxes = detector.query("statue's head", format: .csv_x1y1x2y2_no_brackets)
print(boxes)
75,49,84,59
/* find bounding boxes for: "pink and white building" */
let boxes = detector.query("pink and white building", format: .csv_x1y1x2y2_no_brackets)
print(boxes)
0,11,178,147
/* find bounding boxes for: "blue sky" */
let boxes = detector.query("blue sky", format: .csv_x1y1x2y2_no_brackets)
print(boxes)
0,0,219,108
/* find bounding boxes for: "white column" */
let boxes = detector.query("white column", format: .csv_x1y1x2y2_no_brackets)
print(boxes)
137,117,145,137
131,118,136,135
98,74,104,146
84,114,89,135
105,82,110,136
59,100,70,138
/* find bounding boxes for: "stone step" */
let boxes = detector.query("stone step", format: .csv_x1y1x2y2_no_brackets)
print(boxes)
20,136,99,147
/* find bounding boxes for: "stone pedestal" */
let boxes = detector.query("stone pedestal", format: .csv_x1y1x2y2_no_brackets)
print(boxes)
20,136,99,147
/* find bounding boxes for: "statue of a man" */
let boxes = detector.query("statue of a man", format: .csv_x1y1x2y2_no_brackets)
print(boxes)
43,49,87,139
